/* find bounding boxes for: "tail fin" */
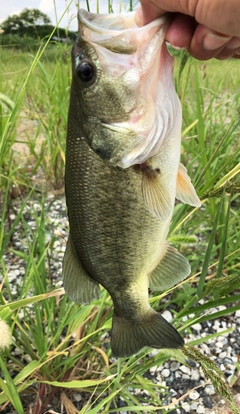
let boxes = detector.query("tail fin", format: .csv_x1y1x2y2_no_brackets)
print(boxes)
111,311,184,358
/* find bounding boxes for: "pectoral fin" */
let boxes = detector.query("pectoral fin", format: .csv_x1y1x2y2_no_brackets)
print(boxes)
63,235,100,304
149,244,191,290
176,163,201,207
142,169,172,221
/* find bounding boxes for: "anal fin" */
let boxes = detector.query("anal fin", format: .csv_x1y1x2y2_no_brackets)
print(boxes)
149,244,191,290
63,235,100,304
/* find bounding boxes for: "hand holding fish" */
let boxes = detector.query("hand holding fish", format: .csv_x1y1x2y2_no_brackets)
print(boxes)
136,0,240,60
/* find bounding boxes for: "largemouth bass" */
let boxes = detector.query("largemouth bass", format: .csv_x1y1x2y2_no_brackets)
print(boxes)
63,9,201,358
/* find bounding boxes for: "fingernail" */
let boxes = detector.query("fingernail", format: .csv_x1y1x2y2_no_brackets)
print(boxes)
203,32,231,51
227,37,240,49
170,44,185,50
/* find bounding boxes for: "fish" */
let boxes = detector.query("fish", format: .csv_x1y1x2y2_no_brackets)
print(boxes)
63,9,201,358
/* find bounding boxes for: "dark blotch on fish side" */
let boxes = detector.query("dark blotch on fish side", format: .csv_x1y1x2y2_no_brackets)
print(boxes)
95,147,111,160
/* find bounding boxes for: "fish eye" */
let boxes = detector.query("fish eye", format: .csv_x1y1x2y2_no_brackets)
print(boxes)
76,60,95,84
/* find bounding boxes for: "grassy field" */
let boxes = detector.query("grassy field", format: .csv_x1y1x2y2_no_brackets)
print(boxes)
0,6,240,414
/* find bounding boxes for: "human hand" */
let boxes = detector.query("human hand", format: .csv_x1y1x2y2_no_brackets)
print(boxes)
136,0,240,60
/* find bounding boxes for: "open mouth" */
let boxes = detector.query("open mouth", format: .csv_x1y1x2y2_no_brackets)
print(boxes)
78,9,169,53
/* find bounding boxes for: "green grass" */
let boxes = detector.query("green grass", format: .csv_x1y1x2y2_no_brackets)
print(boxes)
0,2,240,413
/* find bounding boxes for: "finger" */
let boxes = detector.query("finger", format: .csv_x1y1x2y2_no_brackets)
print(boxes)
165,14,197,49
188,25,232,60
218,36,240,59
137,0,240,37
232,50,240,59
215,45,240,60
135,4,165,26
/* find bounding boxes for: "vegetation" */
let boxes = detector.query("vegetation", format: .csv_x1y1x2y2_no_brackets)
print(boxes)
0,8,51,34
0,1,240,413
0,8,77,51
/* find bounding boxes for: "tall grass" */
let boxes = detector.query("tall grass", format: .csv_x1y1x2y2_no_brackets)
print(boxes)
0,1,240,413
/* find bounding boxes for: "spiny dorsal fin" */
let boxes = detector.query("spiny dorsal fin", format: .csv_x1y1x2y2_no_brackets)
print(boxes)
142,169,172,221
176,163,201,207
63,236,100,305
149,243,191,290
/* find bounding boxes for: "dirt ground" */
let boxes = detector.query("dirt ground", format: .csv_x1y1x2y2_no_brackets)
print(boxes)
205,387,240,414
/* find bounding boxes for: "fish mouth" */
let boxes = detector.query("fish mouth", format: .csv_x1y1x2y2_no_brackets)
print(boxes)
79,9,137,31
78,9,169,40
78,8,169,56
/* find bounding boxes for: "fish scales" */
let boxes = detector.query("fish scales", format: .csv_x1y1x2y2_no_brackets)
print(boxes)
66,134,166,291
63,9,201,357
